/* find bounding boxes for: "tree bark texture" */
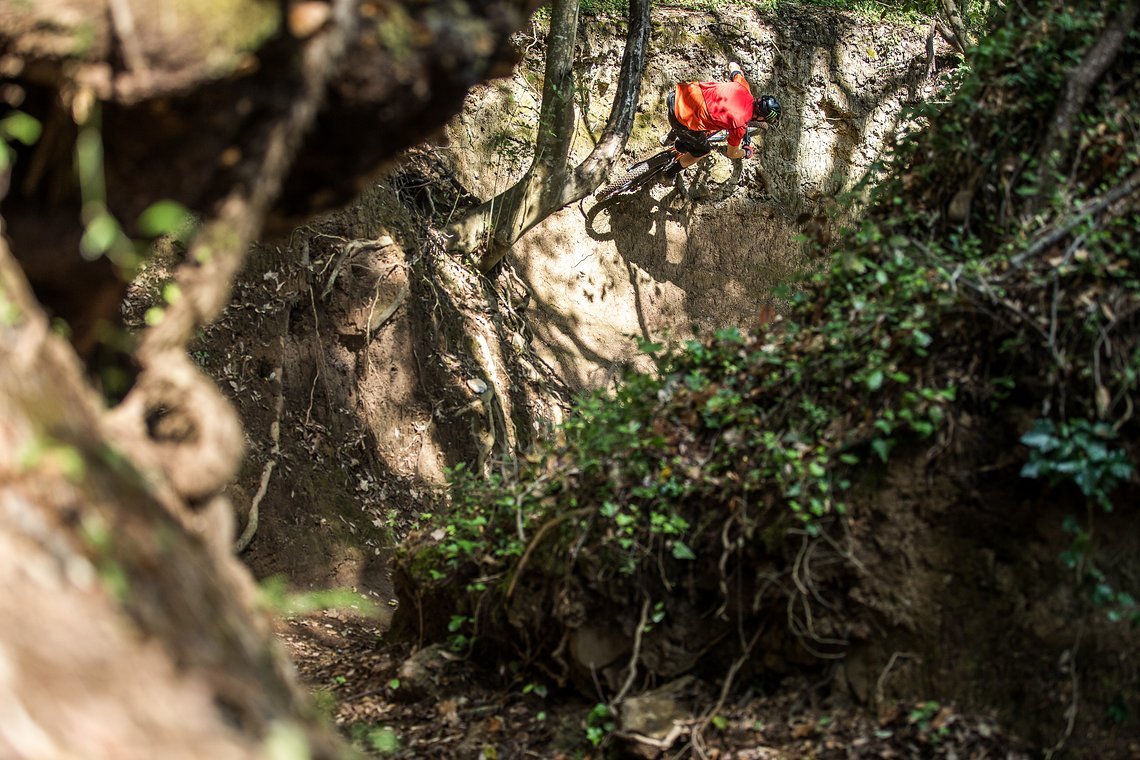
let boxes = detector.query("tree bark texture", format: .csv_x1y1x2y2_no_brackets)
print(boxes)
0,0,536,755
936,0,971,56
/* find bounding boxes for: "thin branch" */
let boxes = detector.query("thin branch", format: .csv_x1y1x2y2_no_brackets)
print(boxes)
506,507,591,598
1034,1,1140,201
1009,169,1140,269
611,597,651,705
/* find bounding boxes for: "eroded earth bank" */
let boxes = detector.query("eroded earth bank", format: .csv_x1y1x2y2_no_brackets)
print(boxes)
159,3,1138,758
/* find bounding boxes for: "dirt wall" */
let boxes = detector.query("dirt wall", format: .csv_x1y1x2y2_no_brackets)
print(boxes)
445,4,941,388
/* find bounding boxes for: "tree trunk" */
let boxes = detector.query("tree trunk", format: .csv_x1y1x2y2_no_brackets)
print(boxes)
0,238,345,758
447,0,652,272
936,0,972,56
0,0,535,754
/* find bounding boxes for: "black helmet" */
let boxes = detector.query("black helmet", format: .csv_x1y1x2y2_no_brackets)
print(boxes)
755,95,781,125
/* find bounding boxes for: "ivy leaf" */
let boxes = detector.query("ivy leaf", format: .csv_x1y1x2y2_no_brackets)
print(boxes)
1020,428,1058,451
671,541,696,560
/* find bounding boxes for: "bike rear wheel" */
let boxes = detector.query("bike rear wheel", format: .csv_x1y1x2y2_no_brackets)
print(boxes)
595,150,677,202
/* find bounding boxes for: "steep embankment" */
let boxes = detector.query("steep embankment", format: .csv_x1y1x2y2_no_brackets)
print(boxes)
390,1,1140,757
448,4,941,387
204,4,938,593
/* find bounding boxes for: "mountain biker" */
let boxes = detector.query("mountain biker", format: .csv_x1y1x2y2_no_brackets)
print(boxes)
660,62,782,177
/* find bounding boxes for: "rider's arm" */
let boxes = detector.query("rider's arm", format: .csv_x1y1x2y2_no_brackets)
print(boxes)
726,143,748,160
724,124,750,158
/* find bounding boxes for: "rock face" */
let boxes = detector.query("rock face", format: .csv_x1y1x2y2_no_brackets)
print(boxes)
445,5,943,388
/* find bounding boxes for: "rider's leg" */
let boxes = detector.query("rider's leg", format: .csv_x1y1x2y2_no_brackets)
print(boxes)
677,152,704,169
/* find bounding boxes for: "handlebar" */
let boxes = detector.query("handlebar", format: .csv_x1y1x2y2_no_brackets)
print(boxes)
706,124,765,145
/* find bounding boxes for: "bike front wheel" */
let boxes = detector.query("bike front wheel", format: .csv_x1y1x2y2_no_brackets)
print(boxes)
595,151,677,202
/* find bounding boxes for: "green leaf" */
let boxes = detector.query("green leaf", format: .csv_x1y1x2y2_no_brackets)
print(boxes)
1020,429,1057,451
671,541,696,560
368,727,400,753
1109,461,1134,480
871,438,893,462
0,111,42,145
80,212,120,258
138,200,192,238
866,370,885,391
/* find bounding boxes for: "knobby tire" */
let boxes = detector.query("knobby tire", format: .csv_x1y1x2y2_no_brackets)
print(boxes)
595,150,676,202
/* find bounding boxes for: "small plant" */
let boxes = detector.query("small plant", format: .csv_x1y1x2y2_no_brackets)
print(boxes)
1020,418,1133,511
258,575,379,617
1023,421,1138,625
585,703,615,747
348,724,399,754
447,614,474,652
0,109,42,169
908,700,940,728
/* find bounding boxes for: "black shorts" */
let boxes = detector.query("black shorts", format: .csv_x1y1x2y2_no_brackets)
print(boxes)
666,92,713,158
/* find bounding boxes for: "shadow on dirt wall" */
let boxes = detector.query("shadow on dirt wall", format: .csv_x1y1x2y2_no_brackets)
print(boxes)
505,7,947,386
220,194,474,599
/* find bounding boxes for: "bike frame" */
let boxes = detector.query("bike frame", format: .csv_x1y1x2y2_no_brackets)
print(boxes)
594,126,763,203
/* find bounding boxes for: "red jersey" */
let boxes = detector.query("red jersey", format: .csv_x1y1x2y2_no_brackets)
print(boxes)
672,72,753,147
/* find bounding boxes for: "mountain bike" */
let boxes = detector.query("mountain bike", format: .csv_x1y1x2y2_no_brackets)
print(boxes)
593,126,763,203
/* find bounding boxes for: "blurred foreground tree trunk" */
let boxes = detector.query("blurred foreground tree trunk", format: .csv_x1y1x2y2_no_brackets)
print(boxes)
0,0,532,755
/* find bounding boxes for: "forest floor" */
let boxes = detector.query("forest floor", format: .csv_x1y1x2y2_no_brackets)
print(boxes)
277,609,1032,758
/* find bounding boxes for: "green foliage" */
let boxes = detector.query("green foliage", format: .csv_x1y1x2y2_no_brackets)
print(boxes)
70,105,199,272
795,0,942,25
0,109,41,170
368,727,400,754
397,1,1140,693
1020,418,1137,626
1020,418,1133,511
585,703,615,747
579,0,627,16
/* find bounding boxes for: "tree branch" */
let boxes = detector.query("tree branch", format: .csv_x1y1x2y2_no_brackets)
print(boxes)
450,0,651,270
565,0,652,198
1034,1,1140,198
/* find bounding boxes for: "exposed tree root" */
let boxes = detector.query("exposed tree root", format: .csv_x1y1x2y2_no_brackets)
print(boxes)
235,311,289,553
